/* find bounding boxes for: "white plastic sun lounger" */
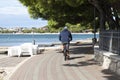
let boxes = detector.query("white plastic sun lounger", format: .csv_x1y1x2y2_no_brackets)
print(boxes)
20,43,38,56
8,46,21,57
8,43,38,57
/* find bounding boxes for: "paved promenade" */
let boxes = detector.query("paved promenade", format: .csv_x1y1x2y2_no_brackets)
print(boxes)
1,45,120,80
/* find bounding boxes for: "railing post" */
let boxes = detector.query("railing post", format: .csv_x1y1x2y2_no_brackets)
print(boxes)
109,31,113,52
33,40,35,45
92,37,97,47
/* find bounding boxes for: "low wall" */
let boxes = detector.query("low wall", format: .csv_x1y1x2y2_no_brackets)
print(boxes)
94,46,120,76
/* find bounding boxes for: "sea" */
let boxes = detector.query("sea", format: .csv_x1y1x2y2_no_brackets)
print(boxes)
0,33,99,46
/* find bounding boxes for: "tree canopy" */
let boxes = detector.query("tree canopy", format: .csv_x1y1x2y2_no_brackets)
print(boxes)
88,0,120,30
19,0,120,30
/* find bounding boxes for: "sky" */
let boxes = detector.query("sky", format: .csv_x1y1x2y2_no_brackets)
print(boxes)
0,0,48,28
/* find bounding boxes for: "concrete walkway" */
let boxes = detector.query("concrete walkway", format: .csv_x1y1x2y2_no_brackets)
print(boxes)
4,45,120,80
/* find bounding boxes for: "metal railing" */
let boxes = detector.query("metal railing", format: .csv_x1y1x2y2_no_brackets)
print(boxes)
99,30,120,55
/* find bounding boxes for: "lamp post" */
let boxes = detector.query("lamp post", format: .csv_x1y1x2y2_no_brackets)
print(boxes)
32,28,35,45
92,7,97,46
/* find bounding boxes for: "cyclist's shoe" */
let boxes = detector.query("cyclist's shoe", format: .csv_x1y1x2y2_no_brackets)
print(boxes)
64,57,66,61
64,55,70,61
64,53,68,61
67,55,70,60
64,55,67,61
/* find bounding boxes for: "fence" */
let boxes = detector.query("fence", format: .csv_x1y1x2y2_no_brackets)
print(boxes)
99,30,120,55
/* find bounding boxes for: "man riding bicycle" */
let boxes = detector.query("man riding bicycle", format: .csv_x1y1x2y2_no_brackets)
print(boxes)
59,26,72,59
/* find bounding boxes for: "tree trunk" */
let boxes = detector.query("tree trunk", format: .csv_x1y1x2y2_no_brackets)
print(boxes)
88,0,106,31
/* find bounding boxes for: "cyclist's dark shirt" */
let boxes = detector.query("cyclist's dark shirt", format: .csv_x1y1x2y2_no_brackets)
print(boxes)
59,29,72,43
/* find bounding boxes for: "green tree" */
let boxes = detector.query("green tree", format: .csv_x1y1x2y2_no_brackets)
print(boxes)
19,0,120,30
19,0,94,28
22,29,31,33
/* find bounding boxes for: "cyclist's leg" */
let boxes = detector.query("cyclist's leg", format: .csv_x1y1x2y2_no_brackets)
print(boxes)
61,44,64,53
61,42,65,53
62,43,67,60
66,43,70,58
62,43,67,55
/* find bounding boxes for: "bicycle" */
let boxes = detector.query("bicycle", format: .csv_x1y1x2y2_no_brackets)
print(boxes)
63,43,70,61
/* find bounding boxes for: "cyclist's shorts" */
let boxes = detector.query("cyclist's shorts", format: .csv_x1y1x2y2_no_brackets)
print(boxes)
62,42,69,51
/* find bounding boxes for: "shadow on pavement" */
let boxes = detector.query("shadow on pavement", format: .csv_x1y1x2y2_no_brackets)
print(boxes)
62,45,120,80
101,69,120,80
63,58,97,67
63,59,120,80
69,56,84,60
69,45,94,54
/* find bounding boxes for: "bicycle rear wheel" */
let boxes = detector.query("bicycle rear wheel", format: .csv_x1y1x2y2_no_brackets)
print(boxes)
64,50,67,61
63,43,69,61
64,50,70,61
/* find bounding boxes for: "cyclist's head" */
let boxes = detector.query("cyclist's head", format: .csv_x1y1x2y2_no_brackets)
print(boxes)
64,26,67,30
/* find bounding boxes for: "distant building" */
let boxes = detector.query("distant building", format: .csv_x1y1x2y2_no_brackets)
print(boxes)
40,26,48,31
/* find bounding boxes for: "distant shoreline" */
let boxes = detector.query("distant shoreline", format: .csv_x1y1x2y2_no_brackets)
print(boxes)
0,32,99,34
